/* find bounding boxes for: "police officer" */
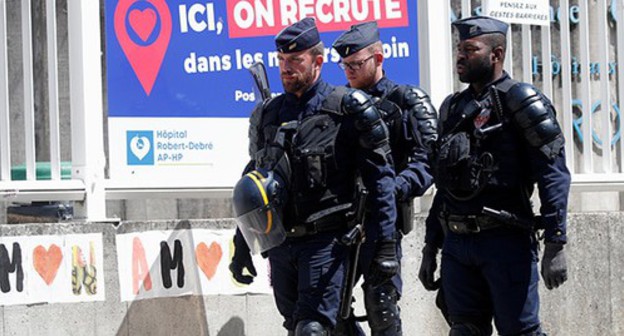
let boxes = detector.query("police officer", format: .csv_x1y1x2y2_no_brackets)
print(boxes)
331,21,437,336
426,16,571,336
229,18,399,336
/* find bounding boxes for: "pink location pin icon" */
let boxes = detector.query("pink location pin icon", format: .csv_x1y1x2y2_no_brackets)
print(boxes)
114,0,171,96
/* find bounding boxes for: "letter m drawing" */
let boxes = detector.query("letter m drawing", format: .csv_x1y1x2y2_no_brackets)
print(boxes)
0,243,24,293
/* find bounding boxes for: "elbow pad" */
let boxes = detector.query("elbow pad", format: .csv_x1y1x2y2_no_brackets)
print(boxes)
403,86,439,152
343,89,390,149
505,83,564,159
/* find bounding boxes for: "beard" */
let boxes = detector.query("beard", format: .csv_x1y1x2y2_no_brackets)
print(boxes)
349,66,377,89
458,57,494,84
281,64,316,94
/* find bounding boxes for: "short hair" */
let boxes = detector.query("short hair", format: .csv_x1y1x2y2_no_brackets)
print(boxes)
483,33,507,52
366,41,383,54
309,41,325,57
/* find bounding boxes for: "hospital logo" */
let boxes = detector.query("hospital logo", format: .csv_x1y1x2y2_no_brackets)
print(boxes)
127,131,154,165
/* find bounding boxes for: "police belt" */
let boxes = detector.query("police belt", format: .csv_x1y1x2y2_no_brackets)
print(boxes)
441,213,502,234
286,212,350,238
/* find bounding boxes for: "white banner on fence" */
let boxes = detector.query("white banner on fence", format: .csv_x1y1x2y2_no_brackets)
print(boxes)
115,229,271,302
483,0,550,26
0,233,105,306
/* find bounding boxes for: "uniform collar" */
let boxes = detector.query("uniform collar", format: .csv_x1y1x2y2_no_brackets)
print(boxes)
469,71,511,98
367,76,396,97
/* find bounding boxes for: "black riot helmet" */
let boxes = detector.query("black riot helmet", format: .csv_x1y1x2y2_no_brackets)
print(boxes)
232,167,288,254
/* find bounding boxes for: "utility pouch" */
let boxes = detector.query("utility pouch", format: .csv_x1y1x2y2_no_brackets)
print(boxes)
438,132,471,167
292,114,338,192
302,149,326,189
435,132,471,188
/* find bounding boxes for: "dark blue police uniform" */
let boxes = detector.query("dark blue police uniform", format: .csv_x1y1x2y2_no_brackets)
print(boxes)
427,16,571,336
265,78,397,332
231,18,398,335
332,22,437,336
359,75,434,284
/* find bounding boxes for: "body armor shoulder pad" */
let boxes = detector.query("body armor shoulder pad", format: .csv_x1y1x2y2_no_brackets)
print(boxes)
505,82,564,159
342,88,390,149
401,85,439,151
248,96,283,157
504,82,541,112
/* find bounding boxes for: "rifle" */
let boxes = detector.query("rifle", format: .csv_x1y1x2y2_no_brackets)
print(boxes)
481,207,544,231
248,62,271,101
339,188,368,320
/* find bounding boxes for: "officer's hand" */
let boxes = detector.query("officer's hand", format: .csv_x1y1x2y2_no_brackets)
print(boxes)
418,244,440,291
229,234,257,285
371,239,399,285
540,242,567,290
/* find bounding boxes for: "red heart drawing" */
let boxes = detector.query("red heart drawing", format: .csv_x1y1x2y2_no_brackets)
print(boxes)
196,242,223,280
129,8,157,42
33,244,63,285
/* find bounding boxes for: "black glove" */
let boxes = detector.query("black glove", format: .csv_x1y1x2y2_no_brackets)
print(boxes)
541,242,567,290
370,239,399,285
418,244,440,291
229,232,257,285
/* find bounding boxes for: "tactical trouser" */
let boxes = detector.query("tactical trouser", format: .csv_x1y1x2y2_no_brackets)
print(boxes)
442,229,541,336
334,231,403,336
268,232,349,332
449,321,545,336
436,286,452,326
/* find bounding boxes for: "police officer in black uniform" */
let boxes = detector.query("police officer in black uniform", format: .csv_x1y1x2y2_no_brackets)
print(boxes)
229,18,399,336
425,16,571,336
331,21,437,336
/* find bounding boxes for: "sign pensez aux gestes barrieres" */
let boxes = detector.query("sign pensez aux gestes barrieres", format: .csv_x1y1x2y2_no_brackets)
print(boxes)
482,0,550,26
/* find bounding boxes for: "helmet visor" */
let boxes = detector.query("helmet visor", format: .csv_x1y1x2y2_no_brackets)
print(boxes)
236,206,286,254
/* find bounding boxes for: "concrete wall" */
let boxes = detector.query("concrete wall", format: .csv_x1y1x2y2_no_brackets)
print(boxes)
0,212,621,336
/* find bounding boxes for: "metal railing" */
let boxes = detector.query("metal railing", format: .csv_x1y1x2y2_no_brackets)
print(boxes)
0,1,105,219
1,0,624,220
430,0,624,192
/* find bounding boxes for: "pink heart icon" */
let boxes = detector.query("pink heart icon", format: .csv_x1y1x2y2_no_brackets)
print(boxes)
129,8,156,42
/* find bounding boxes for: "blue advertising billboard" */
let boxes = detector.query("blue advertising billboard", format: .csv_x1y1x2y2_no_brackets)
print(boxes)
105,0,419,187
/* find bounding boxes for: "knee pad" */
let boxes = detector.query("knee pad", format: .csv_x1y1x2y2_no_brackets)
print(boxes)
294,320,329,336
364,283,402,335
449,321,493,336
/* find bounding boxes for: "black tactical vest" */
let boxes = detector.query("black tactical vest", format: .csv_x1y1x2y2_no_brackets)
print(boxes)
251,88,358,227
435,78,529,201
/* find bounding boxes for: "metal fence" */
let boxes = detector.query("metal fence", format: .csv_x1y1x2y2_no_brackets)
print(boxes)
1,0,624,220
421,0,624,191
0,0,105,219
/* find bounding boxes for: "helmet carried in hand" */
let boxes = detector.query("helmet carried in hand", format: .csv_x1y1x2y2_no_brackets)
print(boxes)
232,168,288,254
